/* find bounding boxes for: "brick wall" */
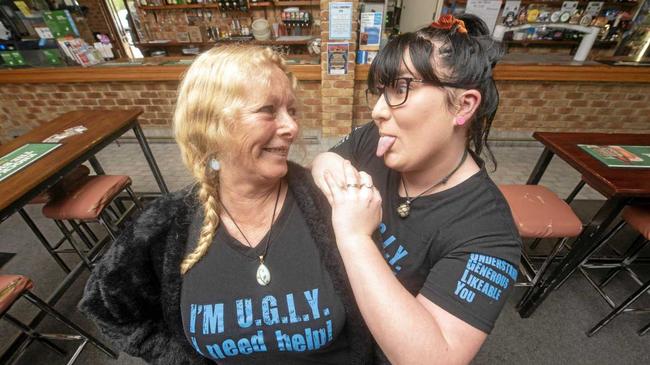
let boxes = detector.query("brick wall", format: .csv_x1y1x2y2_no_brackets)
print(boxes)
2,79,648,144
352,80,650,133
0,80,322,143
319,0,360,137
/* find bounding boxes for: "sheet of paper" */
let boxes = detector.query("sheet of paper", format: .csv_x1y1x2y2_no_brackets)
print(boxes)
466,0,503,33
329,2,353,40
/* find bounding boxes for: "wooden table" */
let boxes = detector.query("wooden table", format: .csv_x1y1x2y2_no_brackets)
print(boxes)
0,109,168,362
518,132,650,317
0,108,168,222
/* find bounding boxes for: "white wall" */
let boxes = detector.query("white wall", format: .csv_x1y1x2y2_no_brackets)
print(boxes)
399,0,440,33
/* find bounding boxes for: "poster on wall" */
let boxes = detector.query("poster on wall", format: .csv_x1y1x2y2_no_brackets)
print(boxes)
327,42,349,75
359,12,383,50
329,2,353,40
466,0,503,33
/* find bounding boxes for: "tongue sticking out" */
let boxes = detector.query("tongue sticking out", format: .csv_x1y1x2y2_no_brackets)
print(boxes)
376,136,396,157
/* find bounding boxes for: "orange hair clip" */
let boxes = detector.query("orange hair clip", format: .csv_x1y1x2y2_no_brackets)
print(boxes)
430,15,467,34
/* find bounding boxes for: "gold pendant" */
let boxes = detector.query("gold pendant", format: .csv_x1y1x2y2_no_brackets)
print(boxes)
256,256,271,286
397,201,411,218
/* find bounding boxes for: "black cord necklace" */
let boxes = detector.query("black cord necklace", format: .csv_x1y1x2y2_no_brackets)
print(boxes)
397,149,469,219
220,182,282,286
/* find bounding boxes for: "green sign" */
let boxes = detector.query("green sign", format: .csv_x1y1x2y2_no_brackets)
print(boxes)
42,49,63,65
0,143,62,182
579,144,650,168
42,10,79,38
0,51,26,66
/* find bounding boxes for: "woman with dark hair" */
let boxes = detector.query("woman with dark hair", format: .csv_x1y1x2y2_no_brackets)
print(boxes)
312,14,521,364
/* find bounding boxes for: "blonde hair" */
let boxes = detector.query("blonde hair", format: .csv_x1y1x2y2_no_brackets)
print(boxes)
174,45,295,275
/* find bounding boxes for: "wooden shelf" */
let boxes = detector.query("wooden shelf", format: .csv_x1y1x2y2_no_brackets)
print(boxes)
444,0,639,7
249,1,274,7
136,38,313,47
137,4,220,10
137,1,320,11
273,0,320,6
136,41,212,47
505,39,619,48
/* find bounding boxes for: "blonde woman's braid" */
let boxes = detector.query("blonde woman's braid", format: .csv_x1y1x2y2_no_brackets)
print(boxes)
175,45,295,275
180,163,221,274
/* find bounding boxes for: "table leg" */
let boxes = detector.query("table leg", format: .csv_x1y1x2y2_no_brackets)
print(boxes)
526,147,554,185
18,209,70,273
88,156,105,175
132,122,169,194
517,197,628,317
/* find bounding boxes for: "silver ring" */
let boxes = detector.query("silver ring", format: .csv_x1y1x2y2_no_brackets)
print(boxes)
346,183,360,188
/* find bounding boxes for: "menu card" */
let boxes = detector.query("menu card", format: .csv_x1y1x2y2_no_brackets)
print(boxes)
578,144,650,168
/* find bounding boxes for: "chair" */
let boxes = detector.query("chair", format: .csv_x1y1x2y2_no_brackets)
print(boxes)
498,185,583,294
0,274,117,364
577,205,650,336
19,165,96,273
42,175,142,268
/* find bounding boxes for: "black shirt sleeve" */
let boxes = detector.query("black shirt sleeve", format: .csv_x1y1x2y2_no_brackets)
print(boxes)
420,236,520,333
329,121,379,170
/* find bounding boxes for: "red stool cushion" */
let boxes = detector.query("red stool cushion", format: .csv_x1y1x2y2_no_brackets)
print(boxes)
0,275,33,315
499,184,583,239
42,175,131,221
623,206,650,241
28,165,91,205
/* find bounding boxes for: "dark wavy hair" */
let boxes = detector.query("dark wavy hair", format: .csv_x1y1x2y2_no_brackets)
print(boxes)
368,14,504,168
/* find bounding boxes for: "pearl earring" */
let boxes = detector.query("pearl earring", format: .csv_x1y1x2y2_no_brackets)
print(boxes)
455,116,466,126
209,158,221,171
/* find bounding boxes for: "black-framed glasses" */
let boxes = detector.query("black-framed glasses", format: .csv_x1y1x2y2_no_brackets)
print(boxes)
365,77,430,110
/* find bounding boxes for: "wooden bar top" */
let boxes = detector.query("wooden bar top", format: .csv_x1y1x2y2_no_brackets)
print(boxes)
1,56,649,83
0,63,321,83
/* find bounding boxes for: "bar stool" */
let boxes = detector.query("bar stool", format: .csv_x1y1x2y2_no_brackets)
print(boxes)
19,165,96,273
42,175,142,268
498,185,584,293
579,205,650,336
0,274,117,364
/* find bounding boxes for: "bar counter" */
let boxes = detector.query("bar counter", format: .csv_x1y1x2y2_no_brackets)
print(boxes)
1,55,649,83
1,54,649,143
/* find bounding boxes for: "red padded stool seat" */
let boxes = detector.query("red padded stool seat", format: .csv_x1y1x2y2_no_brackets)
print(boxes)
623,206,650,240
0,274,117,362
499,184,583,238
42,175,132,221
0,275,33,315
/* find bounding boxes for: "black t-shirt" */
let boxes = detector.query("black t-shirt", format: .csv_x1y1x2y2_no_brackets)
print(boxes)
332,122,521,333
181,190,350,364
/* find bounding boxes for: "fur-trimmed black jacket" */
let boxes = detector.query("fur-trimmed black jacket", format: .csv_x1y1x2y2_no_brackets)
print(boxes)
79,162,372,364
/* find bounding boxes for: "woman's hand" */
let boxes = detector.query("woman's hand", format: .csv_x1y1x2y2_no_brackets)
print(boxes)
311,152,348,202
321,160,382,243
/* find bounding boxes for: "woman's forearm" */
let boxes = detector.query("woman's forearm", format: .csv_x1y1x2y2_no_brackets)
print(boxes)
336,234,465,365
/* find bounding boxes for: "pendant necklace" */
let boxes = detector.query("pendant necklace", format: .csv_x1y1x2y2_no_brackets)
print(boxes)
220,182,282,286
397,149,469,219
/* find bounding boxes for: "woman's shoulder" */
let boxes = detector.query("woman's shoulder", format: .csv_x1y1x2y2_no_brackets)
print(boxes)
129,186,198,242
438,170,521,245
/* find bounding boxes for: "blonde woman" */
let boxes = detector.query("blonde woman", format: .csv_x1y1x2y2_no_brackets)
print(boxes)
80,46,371,364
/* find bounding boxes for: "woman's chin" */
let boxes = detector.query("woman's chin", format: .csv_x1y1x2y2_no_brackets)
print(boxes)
383,153,406,172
